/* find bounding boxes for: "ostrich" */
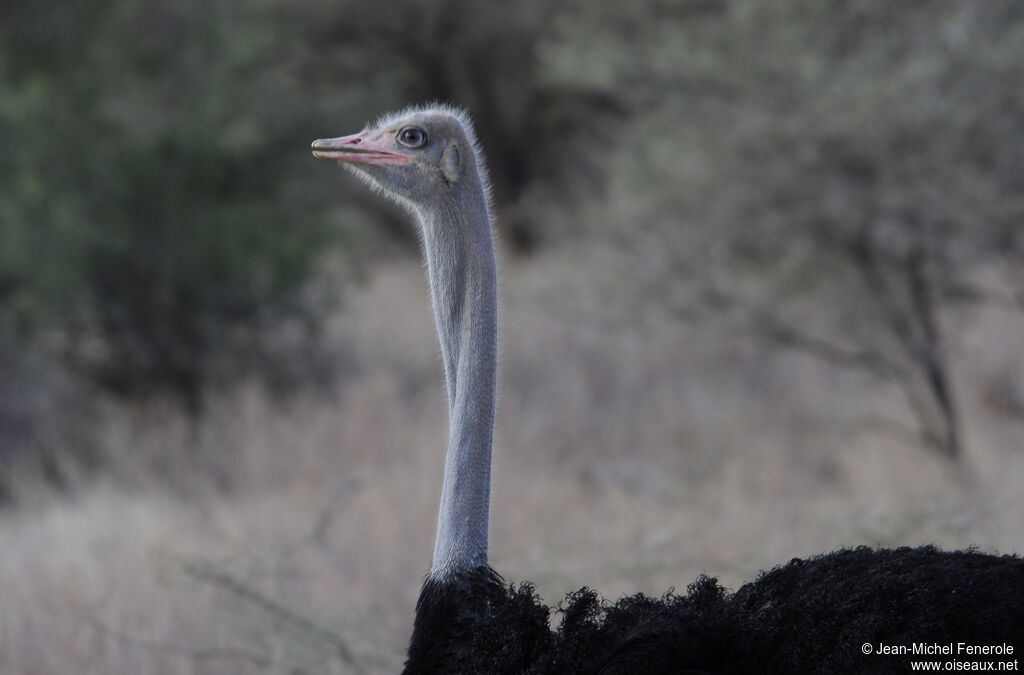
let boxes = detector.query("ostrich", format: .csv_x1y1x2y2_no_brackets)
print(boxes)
313,104,1024,673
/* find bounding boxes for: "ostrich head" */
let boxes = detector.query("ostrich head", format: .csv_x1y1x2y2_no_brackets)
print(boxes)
311,105,491,218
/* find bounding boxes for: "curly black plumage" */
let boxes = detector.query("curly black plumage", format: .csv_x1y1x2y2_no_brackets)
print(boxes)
403,566,553,674
403,546,1024,674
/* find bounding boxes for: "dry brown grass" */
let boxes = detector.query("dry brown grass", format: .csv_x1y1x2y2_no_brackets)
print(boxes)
2,258,1022,674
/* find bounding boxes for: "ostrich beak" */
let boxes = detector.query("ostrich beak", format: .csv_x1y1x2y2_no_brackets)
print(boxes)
311,132,413,166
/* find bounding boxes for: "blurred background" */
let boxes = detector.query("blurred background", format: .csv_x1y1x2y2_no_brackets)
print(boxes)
2,0,1023,672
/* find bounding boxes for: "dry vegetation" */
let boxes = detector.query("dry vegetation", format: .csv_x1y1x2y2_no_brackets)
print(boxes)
2,256,1022,674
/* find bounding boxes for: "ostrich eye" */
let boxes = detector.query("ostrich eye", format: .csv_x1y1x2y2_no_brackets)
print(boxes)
398,126,428,148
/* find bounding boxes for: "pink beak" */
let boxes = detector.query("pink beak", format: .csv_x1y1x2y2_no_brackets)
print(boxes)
311,131,413,166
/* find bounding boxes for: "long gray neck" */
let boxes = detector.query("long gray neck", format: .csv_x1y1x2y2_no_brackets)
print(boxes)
417,181,497,579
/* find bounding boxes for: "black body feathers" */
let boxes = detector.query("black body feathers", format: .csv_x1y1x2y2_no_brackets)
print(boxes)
404,546,1024,674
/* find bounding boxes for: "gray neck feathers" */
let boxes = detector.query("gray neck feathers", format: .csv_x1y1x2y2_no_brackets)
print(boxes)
417,177,497,579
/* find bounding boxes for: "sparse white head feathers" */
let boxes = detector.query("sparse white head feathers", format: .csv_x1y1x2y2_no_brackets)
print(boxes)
312,103,494,222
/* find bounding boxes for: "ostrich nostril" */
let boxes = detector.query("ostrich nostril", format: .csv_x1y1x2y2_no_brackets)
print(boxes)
350,137,361,144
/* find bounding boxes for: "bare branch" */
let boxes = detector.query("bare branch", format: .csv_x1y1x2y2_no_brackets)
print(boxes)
834,414,931,452
904,247,960,458
83,613,270,668
181,559,361,670
696,287,907,381
940,282,1023,311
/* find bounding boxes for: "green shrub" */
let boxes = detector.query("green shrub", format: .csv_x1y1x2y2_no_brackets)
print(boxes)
0,1,336,412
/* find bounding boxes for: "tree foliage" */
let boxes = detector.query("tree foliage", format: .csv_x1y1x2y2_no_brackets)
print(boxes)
1,1,336,411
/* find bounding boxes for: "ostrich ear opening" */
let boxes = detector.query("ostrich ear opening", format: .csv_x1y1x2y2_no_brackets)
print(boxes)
442,143,461,184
